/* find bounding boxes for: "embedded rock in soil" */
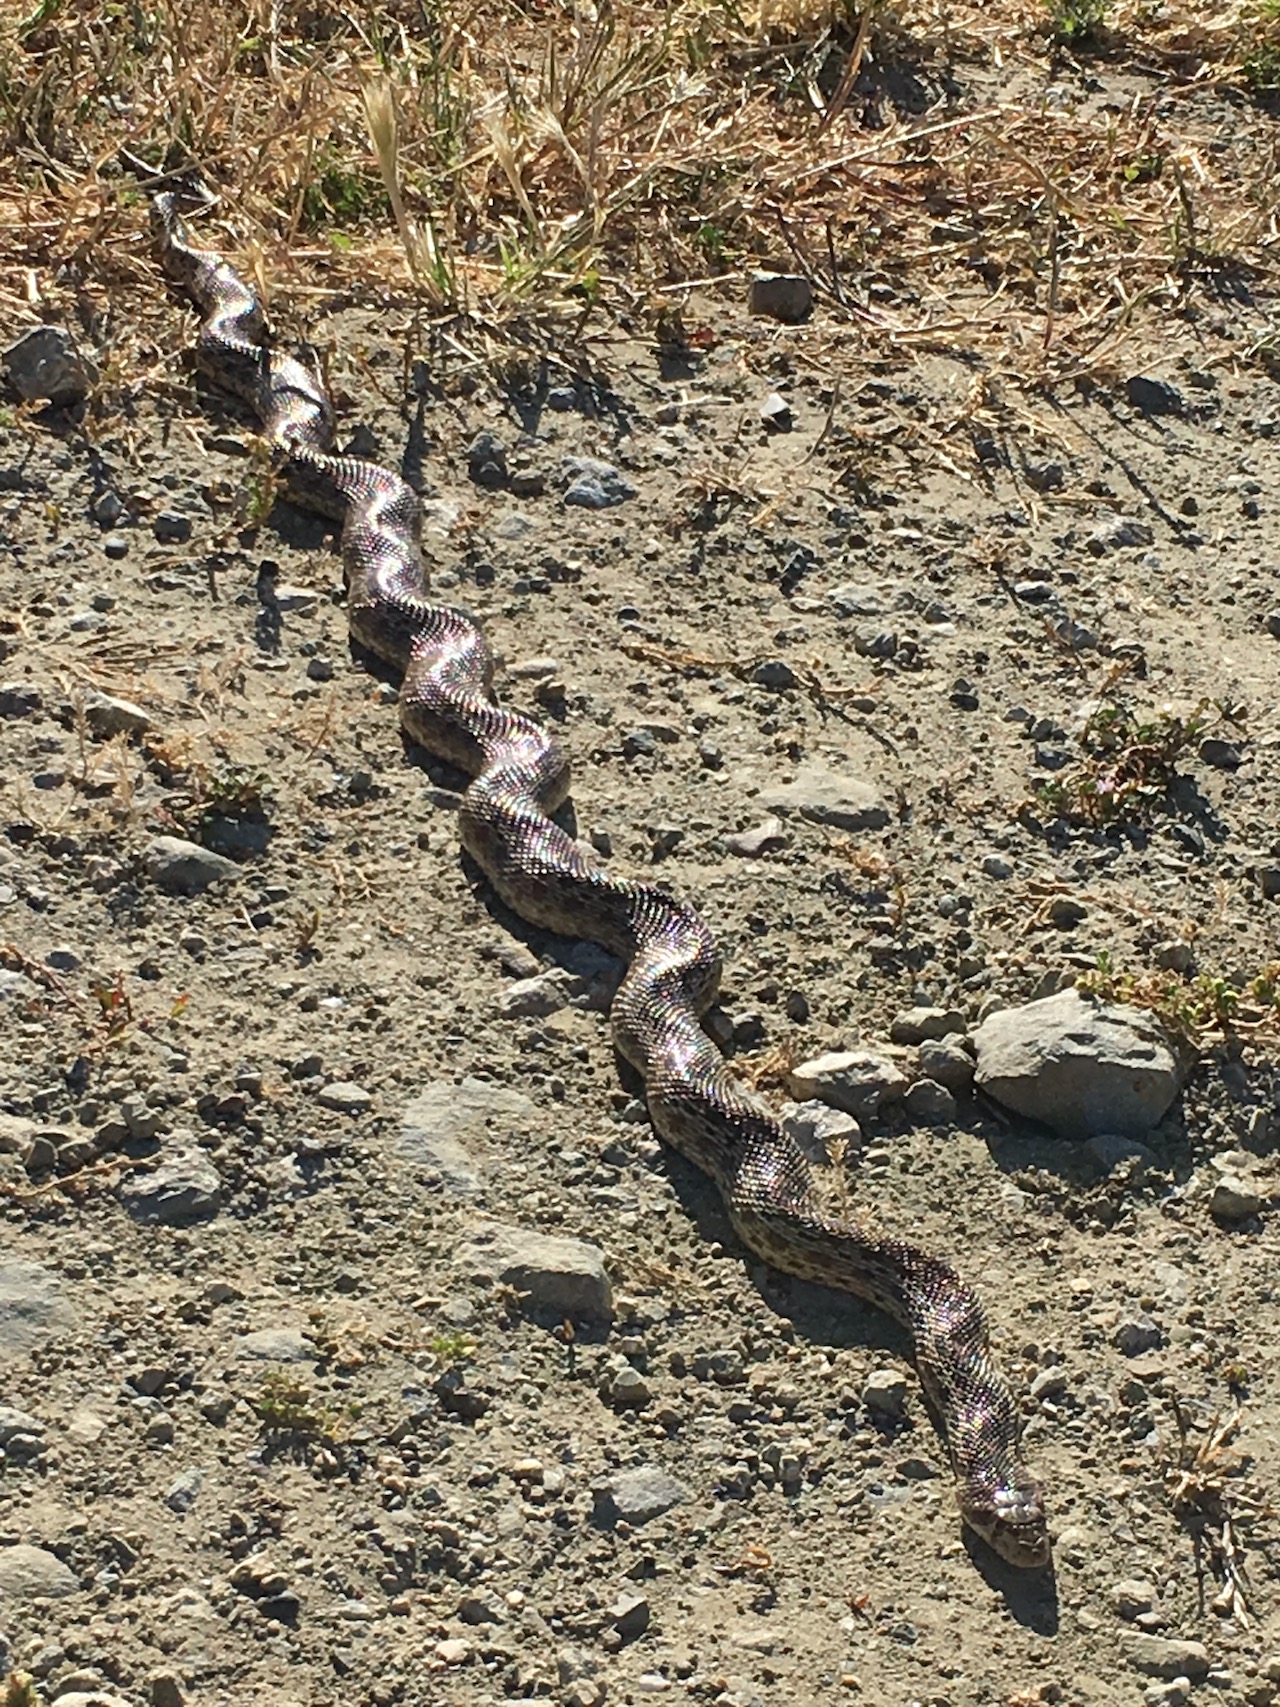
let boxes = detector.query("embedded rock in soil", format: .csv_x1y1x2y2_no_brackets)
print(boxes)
558,456,636,509
119,1149,221,1225
972,990,1181,1140
759,760,889,832
2,324,96,405
747,271,813,323
1126,1636,1209,1680
722,817,788,858
596,1465,689,1526
780,1100,861,1166
0,1260,76,1353
0,1405,45,1446
80,690,151,737
398,1077,538,1193
902,1078,956,1126
456,1221,612,1320
889,1006,965,1045
787,1051,907,1121
143,835,241,895
1209,1173,1263,1219
0,1542,78,1599
237,1327,316,1362
862,1368,909,1418
916,1038,975,1094
316,1080,373,1114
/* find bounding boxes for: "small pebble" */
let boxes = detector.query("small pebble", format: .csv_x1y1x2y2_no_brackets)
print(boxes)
153,509,193,543
723,818,787,858
316,1081,372,1114
862,1368,908,1418
1114,1316,1162,1357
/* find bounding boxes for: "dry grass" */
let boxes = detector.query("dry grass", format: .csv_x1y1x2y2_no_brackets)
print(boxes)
1,0,1279,386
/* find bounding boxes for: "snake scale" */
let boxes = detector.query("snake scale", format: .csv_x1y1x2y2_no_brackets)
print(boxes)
150,190,1049,1568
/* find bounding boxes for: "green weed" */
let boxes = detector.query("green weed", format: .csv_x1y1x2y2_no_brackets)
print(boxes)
1030,697,1238,828
1047,0,1107,44
253,1370,342,1441
1076,954,1280,1044
430,1329,476,1365
301,151,389,231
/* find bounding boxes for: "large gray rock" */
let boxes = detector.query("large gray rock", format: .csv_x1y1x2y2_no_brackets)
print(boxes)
0,1260,76,1354
0,1404,45,1444
598,1465,689,1525
144,836,240,895
972,989,1181,1139
760,760,889,832
3,324,96,405
1125,1634,1209,1680
787,1051,907,1120
0,1542,78,1599
237,1327,315,1363
456,1223,612,1320
119,1149,221,1225
399,1077,538,1195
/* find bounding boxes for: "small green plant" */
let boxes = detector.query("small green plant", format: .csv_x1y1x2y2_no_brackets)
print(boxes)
1122,152,1163,184
253,1370,342,1440
1047,0,1107,44
1030,697,1237,828
430,1329,477,1365
201,761,271,819
1075,955,1278,1044
3,1672,41,1707
301,151,390,231
1242,38,1280,89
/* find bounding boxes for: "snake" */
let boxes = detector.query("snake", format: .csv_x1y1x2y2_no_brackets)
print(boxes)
148,189,1050,1569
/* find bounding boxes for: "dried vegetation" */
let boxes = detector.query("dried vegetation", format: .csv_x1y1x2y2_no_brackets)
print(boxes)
0,0,1278,386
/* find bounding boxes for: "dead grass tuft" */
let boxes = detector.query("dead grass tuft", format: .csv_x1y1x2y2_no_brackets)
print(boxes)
0,0,1278,392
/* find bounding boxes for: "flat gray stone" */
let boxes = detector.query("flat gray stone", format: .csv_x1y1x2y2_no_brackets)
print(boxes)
456,1222,612,1320
119,1150,221,1225
787,1051,907,1120
399,1077,538,1195
601,1465,689,1525
1126,1635,1209,1680
889,1006,965,1044
3,324,96,405
165,1467,205,1512
759,761,889,832
722,817,788,858
81,691,151,737
500,974,569,1019
0,1404,45,1444
0,1542,77,1599
237,1327,315,1362
0,1260,75,1354
972,989,1181,1140
143,836,240,895
316,1080,372,1114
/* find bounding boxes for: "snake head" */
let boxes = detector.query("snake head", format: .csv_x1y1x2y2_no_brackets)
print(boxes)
959,1472,1051,1569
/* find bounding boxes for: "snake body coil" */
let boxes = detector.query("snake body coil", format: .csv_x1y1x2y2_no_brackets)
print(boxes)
151,193,1050,1568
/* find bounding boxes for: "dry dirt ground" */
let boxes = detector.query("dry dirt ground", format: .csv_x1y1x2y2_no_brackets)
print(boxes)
4,34,1280,1707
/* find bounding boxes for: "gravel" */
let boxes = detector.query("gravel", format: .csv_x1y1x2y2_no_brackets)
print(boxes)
3,169,1280,1707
